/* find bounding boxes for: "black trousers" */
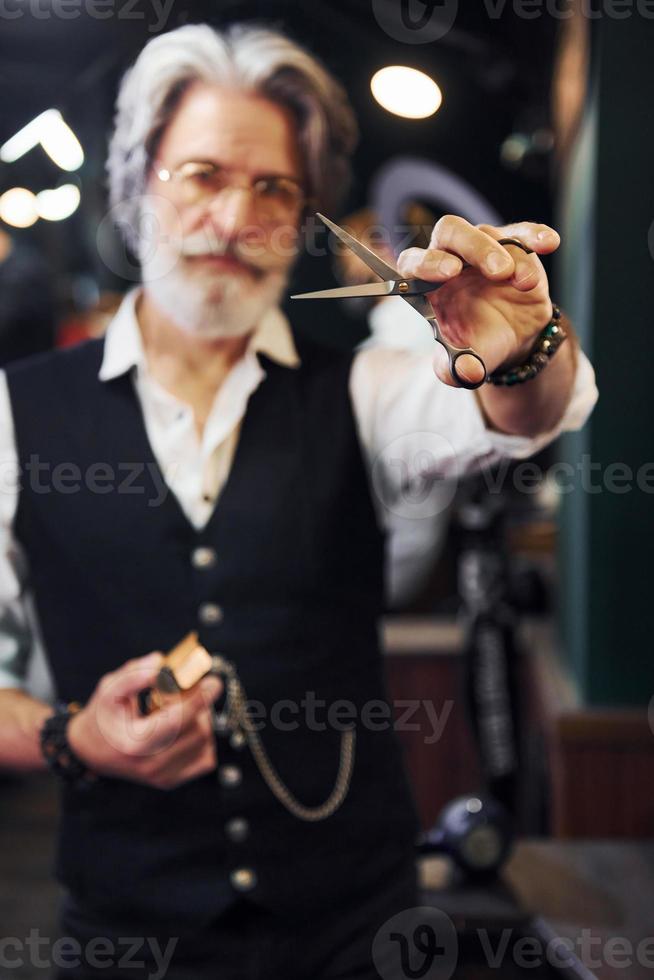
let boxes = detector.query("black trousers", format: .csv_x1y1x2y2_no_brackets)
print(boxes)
54,860,420,980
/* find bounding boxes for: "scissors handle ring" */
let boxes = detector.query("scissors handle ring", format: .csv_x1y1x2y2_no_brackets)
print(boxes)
449,349,487,390
497,237,534,255
429,318,487,390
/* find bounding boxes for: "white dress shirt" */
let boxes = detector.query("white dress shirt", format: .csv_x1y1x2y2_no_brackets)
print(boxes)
0,289,598,689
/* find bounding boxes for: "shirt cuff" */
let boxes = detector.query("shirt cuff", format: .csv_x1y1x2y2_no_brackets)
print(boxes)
472,347,598,460
0,672,26,691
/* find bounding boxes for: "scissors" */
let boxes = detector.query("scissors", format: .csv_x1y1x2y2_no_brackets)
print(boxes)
291,213,487,390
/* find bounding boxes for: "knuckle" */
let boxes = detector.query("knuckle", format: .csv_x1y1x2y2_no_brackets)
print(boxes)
434,214,460,242
397,246,419,269
97,673,116,695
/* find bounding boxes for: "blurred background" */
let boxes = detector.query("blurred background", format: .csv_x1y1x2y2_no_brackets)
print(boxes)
1,1,654,973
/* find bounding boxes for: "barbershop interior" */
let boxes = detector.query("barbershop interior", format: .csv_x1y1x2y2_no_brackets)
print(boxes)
0,3,653,979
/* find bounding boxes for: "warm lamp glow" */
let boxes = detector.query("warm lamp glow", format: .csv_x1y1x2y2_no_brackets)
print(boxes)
36,184,81,221
371,66,442,120
0,187,38,228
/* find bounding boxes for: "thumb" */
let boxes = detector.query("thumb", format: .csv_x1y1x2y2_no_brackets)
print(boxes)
103,652,164,701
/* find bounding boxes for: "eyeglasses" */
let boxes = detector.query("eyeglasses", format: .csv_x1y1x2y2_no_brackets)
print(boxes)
155,160,308,225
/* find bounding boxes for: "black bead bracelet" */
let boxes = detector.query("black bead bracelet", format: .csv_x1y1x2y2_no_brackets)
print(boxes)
486,304,568,386
40,701,97,789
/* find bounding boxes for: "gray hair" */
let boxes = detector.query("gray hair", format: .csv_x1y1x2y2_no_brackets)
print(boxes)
107,23,359,251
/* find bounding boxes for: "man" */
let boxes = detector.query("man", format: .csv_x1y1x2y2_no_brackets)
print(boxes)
0,23,597,980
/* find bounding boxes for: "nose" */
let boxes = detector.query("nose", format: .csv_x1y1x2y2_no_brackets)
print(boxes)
204,186,256,243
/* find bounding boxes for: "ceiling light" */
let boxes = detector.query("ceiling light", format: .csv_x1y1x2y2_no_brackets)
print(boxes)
0,110,57,163
371,66,442,120
0,187,38,228
40,112,84,171
36,183,81,221
0,109,84,171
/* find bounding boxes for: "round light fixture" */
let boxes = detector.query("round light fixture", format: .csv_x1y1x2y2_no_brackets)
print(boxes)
36,184,81,221
371,66,442,120
0,187,38,228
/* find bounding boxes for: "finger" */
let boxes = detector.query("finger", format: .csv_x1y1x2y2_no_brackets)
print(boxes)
397,247,463,282
454,353,486,387
477,225,545,293
162,675,222,729
478,221,560,255
429,215,515,280
147,739,217,790
100,652,164,700
196,674,223,706
128,673,222,749
432,343,458,388
136,705,215,768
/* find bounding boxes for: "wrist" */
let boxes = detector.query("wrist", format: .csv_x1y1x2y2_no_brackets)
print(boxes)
66,708,94,769
487,304,567,387
40,701,98,788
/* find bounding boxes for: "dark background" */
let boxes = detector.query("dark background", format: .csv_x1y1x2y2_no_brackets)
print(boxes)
0,0,560,327
2,4,654,711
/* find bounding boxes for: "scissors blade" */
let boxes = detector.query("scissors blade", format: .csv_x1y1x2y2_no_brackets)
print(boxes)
291,281,396,300
317,213,401,282
400,291,438,323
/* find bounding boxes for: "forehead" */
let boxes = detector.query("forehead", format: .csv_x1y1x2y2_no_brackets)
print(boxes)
156,81,302,176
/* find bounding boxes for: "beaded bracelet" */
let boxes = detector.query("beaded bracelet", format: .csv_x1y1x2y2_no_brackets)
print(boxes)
40,701,97,789
486,304,568,386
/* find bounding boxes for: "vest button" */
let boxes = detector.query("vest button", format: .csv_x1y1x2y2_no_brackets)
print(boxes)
229,731,246,750
225,817,250,843
212,711,230,734
191,547,217,570
198,602,223,625
230,867,257,892
219,765,242,788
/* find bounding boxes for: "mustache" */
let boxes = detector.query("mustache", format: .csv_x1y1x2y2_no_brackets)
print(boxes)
179,230,296,274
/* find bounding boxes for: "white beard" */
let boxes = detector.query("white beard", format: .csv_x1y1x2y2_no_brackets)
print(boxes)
139,236,291,339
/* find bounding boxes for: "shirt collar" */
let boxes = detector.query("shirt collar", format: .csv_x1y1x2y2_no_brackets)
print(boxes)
98,287,301,382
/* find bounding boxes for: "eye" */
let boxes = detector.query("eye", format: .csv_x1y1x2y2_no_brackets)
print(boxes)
180,163,225,190
256,177,303,206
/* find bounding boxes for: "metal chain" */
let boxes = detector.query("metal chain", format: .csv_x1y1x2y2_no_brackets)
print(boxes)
211,655,355,822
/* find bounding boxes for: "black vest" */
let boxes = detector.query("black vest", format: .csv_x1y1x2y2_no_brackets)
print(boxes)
6,336,420,934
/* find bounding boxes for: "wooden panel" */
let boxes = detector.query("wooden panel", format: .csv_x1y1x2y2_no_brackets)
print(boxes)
550,711,654,838
528,640,654,836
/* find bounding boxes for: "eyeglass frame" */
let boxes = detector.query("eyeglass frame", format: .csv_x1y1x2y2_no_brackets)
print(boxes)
153,158,313,225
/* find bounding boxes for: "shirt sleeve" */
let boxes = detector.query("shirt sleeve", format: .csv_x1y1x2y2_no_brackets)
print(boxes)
0,369,32,690
349,344,598,500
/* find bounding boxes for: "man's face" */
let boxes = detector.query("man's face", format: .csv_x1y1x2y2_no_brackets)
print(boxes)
141,82,304,338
